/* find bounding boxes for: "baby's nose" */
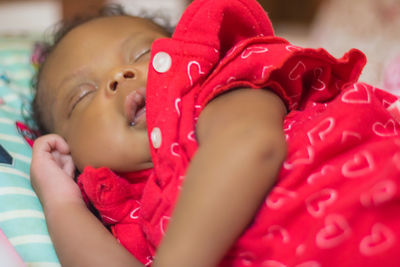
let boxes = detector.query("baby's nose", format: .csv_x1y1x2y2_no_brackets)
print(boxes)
107,68,136,93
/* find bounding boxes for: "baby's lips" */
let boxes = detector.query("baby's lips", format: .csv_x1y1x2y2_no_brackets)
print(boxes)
136,86,146,97
124,87,146,125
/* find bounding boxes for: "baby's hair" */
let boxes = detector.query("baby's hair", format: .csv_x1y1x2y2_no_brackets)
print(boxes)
30,4,173,134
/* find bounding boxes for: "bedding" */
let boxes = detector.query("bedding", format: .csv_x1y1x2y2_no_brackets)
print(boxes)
0,228,26,267
310,0,400,89
0,36,60,267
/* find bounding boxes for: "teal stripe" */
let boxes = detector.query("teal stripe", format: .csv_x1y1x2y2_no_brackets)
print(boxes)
14,243,59,264
0,217,47,237
0,195,42,212
9,162,31,175
0,187,36,197
0,174,32,188
0,166,29,180
0,108,21,120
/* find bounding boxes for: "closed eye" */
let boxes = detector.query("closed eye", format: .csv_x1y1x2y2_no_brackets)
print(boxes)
134,48,151,62
69,85,97,116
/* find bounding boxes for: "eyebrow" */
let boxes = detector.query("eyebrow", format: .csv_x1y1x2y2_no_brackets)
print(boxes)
120,31,147,51
57,67,89,93
56,65,94,116
120,32,153,62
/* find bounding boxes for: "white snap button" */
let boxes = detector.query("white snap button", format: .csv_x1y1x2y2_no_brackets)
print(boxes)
151,127,162,149
152,52,172,73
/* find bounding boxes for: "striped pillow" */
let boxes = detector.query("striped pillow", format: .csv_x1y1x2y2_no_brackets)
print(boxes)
0,37,60,267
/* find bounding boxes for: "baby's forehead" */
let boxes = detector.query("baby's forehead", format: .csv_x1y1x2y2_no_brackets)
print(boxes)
68,15,161,37
46,16,155,66
50,16,164,60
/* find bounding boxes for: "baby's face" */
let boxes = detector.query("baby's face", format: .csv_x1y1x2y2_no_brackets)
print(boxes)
38,16,169,172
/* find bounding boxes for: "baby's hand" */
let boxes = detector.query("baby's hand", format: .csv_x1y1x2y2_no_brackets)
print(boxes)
30,134,83,209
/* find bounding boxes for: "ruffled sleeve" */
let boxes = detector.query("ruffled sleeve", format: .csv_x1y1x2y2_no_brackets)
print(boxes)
77,166,149,225
171,0,367,111
197,37,367,111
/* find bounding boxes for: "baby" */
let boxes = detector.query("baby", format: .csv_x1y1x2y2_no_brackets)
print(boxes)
30,0,400,266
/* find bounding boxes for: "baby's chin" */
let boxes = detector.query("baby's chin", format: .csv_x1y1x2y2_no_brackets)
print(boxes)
115,162,154,175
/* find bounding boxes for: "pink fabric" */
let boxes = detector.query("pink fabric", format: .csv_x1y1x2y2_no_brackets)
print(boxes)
78,0,400,266
384,54,400,95
0,230,25,267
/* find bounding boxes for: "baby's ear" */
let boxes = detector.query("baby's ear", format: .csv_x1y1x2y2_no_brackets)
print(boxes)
173,0,274,56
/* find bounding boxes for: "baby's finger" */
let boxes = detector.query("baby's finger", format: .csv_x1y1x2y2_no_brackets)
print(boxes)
34,134,70,155
62,156,75,178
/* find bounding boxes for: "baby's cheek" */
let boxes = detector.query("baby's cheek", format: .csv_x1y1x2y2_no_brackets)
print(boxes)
67,126,103,171
69,141,90,173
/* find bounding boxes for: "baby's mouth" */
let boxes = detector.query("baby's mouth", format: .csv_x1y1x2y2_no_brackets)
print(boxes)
125,87,146,126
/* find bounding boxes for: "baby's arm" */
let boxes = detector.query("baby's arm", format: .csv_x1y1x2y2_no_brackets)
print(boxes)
31,135,143,267
154,88,287,267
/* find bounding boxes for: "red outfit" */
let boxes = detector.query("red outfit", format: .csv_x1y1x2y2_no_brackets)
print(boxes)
78,0,400,266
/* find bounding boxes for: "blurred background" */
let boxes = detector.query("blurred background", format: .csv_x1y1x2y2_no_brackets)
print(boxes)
0,0,322,36
0,0,399,88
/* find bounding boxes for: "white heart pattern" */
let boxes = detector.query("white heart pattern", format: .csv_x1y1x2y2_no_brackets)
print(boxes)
307,117,335,146
266,187,297,210
160,216,171,236
283,146,315,170
360,223,395,256
288,61,306,81
307,165,335,185
316,214,352,249
341,131,362,144
341,83,371,104
306,188,338,218
311,68,326,91
341,151,375,178
360,180,397,207
241,46,269,59
372,119,398,137
265,225,290,243
187,61,205,86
